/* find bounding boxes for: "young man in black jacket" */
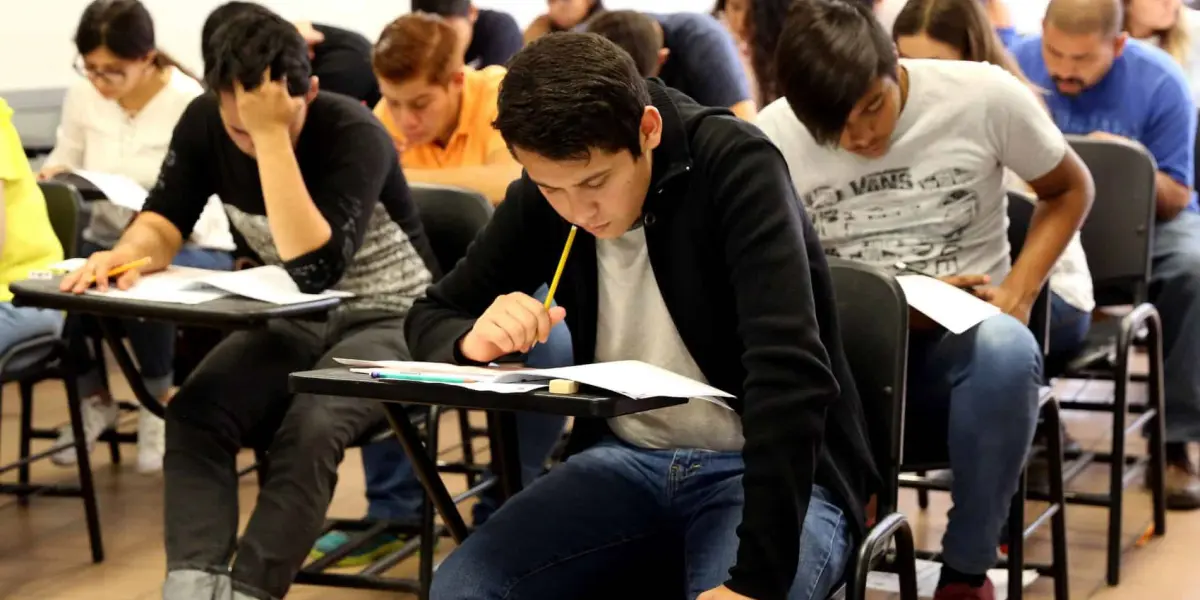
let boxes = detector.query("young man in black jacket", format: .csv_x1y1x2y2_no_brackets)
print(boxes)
406,33,878,600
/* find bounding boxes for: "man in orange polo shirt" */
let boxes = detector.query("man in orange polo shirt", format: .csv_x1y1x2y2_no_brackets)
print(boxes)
371,12,521,204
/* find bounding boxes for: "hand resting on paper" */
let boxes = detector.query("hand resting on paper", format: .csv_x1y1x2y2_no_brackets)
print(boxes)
909,273,991,330
60,247,147,294
459,292,567,363
973,284,1034,325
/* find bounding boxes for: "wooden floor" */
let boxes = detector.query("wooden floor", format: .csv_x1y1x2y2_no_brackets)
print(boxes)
2,368,1199,599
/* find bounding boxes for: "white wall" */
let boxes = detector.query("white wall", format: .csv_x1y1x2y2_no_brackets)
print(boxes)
0,0,712,92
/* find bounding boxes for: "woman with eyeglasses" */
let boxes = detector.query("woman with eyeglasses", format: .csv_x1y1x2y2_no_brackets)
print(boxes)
38,0,234,475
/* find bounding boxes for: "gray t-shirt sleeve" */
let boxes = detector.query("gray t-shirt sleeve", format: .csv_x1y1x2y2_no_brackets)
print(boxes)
983,65,1068,182
667,14,752,109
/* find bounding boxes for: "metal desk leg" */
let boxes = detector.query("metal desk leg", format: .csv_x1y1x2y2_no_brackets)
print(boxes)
96,317,165,418
383,402,470,542
486,411,523,500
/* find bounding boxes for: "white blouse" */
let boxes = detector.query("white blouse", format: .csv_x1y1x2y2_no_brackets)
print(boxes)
44,67,234,252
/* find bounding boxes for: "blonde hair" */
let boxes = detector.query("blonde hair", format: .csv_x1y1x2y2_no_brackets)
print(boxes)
1125,2,1191,65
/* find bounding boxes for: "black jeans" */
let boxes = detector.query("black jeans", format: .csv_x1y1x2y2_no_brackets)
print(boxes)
163,310,405,599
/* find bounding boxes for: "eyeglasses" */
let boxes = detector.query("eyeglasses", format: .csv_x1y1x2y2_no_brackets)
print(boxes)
73,56,128,86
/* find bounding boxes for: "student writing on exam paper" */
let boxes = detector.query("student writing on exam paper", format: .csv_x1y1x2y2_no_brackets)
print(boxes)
1012,0,1200,508
371,13,521,205
755,2,1093,598
60,8,438,599
584,10,758,120
405,33,879,600
0,98,67,369
36,0,235,475
306,11,574,568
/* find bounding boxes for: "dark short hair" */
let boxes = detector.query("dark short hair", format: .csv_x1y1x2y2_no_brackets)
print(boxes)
495,33,651,161
776,0,897,146
203,7,312,97
75,0,155,60
584,10,662,77
411,0,472,17
201,2,271,72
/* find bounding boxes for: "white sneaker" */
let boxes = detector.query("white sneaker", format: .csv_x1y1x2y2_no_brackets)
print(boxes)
136,407,166,474
51,397,119,466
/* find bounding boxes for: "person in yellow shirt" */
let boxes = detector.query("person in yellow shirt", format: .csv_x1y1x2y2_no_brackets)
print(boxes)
371,12,521,204
0,98,66,370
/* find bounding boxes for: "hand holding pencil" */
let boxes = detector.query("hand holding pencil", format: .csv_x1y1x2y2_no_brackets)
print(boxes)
458,226,576,364
60,248,153,294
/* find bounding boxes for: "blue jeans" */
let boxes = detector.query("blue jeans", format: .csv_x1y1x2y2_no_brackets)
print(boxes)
904,314,1043,575
1150,210,1200,442
0,303,64,372
72,241,234,400
362,285,573,522
1045,292,1092,378
430,438,851,600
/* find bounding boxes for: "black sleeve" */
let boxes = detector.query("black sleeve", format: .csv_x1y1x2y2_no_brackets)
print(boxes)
708,131,839,599
471,10,524,67
142,96,218,240
311,24,381,106
403,176,559,363
282,122,394,292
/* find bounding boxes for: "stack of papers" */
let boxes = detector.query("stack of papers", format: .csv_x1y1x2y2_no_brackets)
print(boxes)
81,265,353,305
894,275,1001,334
336,358,734,404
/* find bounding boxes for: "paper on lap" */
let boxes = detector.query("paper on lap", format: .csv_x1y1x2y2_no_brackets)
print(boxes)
336,358,734,404
895,274,1001,334
71,170,148,211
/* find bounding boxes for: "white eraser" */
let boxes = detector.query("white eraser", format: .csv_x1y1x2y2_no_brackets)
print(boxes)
548,379,579,394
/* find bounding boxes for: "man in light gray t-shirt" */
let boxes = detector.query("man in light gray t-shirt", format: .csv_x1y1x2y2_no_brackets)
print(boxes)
757,2,1095,599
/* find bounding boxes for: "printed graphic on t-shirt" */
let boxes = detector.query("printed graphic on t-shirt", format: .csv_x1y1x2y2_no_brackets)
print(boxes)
800,166,980,276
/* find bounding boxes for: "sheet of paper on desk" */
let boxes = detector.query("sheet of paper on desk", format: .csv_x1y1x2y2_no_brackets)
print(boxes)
71,170,148,211
200,266,354,305
83,266,231,304
347,368,546,393
334,359,510,378
894,275,1001,335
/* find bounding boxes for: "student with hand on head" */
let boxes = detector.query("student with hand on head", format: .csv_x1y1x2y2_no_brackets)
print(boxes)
371,13,520,204
585,10,757,120
1012,0,1200,510
412,0,523,69
756,2,1094,598
60,7,437,598
203,2,380,106
523,0,604,44
409,32,878,600
38,0,235,475
0,98,66,370
307,11,573,568
892,0,1097,371
1122,0,1200,103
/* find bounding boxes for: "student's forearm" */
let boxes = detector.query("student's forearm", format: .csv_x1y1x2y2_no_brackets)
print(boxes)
112,212,185,273
251,128,332,260
1155,171,1192,221
1007,187,1090,300
405,164,523,205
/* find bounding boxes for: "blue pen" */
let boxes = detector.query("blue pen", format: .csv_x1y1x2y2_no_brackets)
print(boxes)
370,371,479,384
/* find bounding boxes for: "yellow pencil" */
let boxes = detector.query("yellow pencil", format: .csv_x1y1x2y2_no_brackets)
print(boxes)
543,226,577,309
85,256,152,285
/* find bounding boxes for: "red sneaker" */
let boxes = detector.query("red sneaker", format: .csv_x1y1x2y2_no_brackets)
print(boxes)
933,579,996,600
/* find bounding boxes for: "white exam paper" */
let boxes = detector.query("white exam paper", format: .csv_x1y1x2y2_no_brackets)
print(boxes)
200,266,354,305
72,170,148,211
81,265,353,305
895,274,1001,334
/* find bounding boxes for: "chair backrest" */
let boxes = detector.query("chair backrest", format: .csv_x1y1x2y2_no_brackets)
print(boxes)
1006,190,1051,355
827,257,909,514
409,183,493,278
1066,135,1157,305
37,180,86,258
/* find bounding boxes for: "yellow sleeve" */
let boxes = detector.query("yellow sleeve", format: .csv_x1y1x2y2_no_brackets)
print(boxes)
0,100,30,184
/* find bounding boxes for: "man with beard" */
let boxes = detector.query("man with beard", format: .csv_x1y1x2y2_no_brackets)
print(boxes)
1013,0,1200,509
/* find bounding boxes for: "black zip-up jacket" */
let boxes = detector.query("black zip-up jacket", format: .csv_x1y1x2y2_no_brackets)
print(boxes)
404,81,880,599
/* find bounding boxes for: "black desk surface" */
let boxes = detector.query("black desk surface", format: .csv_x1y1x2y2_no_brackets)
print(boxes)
11,277,340,328
289,368,688,418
